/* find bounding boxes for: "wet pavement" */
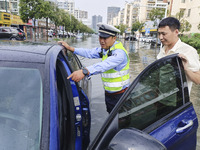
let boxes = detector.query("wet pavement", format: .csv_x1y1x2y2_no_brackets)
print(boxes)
64,35,200,149
191,84,200,150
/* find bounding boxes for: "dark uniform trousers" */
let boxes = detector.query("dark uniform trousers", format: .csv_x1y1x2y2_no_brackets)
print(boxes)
105,87,128,113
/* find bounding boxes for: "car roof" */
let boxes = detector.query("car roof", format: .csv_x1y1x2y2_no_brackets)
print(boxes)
0,44,60,63
0,27,13,29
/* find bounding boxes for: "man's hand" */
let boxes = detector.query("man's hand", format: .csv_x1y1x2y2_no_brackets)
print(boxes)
58,41,75,52
178,54,189,70
178,54,200,84
67,70,85,82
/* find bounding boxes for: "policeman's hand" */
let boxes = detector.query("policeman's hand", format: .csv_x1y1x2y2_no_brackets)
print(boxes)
67,70,85,82
178,54,189,70
58,41,75,52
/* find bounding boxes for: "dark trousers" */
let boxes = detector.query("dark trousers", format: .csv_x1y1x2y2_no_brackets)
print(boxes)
105,92,124,113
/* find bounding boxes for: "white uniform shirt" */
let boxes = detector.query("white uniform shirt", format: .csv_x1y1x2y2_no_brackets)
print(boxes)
157,39,200,93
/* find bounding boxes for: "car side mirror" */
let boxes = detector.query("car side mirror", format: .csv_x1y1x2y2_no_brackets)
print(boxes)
106,128,167,150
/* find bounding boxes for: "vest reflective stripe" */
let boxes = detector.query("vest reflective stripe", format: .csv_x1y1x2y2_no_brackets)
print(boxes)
101,41,130,92
102,74,129,83
101,69,129,78
103,79,130,87
104,86,122,92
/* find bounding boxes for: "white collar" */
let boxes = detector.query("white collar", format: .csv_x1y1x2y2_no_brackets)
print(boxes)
162,39,181,54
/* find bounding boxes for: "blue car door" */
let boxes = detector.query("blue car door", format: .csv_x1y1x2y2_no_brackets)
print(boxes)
117,54,198,150
58,51,91,150
89,54,198,150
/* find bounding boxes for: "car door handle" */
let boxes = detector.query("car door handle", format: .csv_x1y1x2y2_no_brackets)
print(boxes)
176,120,193,134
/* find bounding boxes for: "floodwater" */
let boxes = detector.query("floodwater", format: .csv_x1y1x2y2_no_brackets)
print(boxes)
64,35,200,148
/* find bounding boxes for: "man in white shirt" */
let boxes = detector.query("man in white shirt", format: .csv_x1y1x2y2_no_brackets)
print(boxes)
157,17,200,94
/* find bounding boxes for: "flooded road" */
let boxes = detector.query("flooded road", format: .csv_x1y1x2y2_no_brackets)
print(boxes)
64,35,200,148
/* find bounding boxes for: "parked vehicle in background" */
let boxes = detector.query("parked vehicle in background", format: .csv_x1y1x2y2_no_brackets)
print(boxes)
58,30,68,38
76,33,83,39
151,37,161,46
16,28,26,39
138,36,146,42
144,36,154,43
0,27,25,41
47,30,53,37
125,35,136,41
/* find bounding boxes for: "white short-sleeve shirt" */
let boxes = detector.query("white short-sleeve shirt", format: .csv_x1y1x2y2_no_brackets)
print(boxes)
157,39,200,93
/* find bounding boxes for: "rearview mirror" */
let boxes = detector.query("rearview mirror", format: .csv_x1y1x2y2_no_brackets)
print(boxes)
106,128,167,150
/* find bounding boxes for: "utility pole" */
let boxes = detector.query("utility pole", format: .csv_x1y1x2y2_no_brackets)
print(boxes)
5,0,7,12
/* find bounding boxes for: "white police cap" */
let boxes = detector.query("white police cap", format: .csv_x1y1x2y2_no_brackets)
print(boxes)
97,23,120,38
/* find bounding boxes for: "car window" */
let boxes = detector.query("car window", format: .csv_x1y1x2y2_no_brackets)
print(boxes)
2,28,10,32
118,57,185,130
0,67,43,150
65,50,81,71
11,28,19,33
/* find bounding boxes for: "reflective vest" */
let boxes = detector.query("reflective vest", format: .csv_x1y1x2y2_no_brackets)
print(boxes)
101,42,130,92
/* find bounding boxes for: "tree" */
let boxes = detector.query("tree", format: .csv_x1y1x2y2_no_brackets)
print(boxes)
50,6,63,37
115,24,127,35
19,0,44,41
175,10,184,20
174,11,191,34
180,19,192,33
149,8,165,27
198,23,200,31
131,20,145,35
39,1,55,42
70,15,79,33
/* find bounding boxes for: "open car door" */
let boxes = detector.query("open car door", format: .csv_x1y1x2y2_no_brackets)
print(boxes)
89,54,198,150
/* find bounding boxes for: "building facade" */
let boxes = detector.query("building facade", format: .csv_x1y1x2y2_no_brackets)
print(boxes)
107,7,120,25
92,15,102,32
56,0,75,15
74,10,88,20
0,0,20,15
170,0,200,34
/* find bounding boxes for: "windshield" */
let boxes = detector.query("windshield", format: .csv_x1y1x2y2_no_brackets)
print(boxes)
0,67,43,150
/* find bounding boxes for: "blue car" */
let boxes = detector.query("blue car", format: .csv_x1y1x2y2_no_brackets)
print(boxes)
0,44,91,150
0,43,198,150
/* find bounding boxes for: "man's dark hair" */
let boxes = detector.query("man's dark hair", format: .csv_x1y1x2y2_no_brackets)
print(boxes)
158,17,180,31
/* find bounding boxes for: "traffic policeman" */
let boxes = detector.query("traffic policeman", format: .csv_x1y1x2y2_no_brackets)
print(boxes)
58,23,130,113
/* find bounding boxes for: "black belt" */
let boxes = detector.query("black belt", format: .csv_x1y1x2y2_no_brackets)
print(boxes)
105,87,128,96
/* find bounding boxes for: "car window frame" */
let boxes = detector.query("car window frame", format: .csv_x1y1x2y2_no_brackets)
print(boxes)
56,57,76,150
58,50,91,148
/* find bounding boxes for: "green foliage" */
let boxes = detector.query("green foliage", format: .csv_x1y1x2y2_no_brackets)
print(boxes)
198,23,200,31
149,8,165,21
180,18,191,33
19,0,93,35
149,8,165,26
175,10,184,20
131,20,145,35
19,0,44,22
173,11,191,34
115,24,127,35
180,34,200,54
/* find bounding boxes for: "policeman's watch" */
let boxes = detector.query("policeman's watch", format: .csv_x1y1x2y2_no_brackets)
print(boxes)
82,68,89,76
